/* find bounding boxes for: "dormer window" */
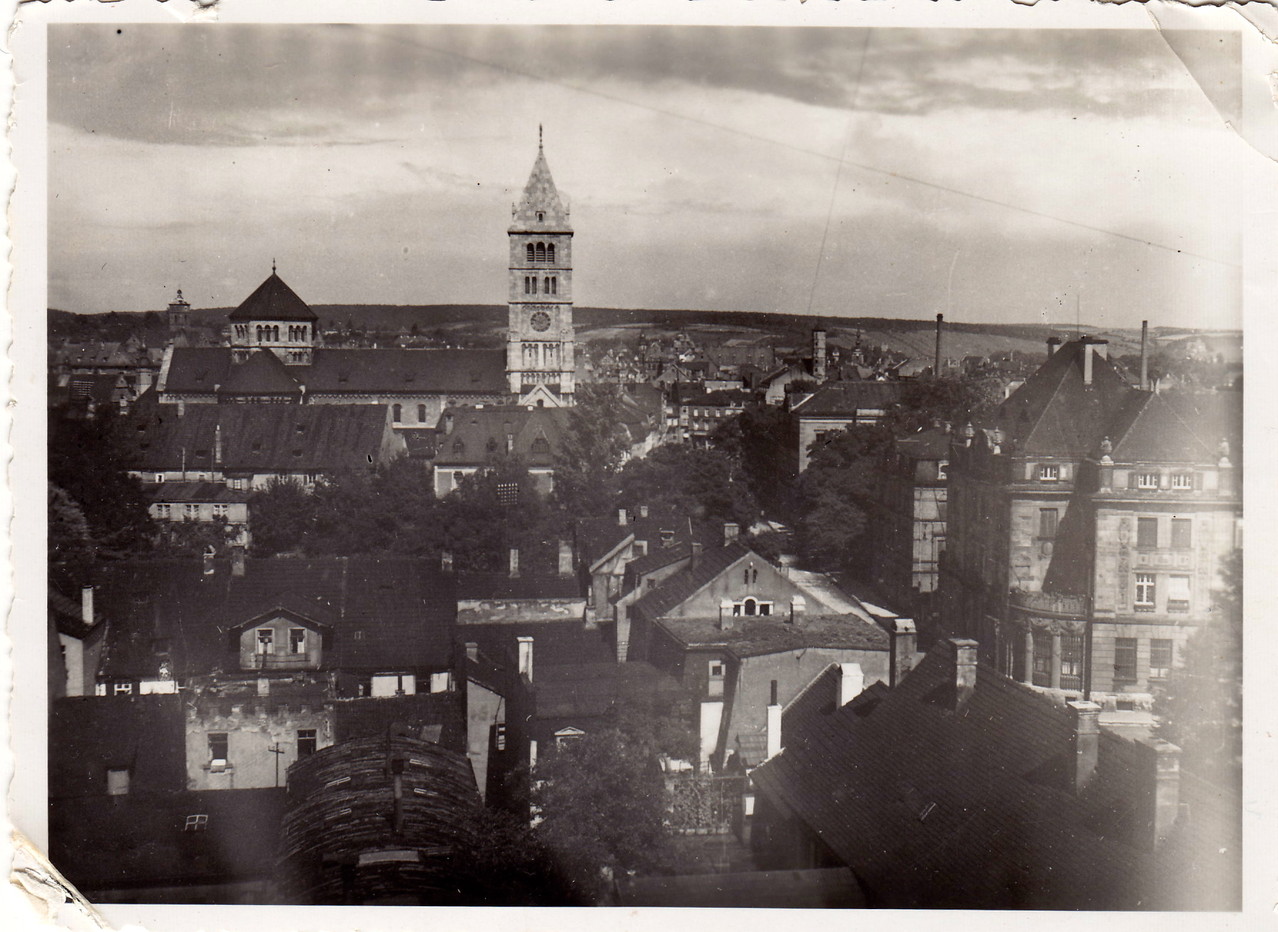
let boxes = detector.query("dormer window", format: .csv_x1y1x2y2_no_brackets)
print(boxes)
1037,464,1060,482
1136,471,1160,490
1171,473,1193,490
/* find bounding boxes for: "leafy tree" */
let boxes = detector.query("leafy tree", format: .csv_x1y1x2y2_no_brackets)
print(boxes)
155,517,236,558
886,377,1003,435
795,425,894,572
617,443,758,530
1154,549,1242,785
711,402,798,521
451,807,579,906
532,726,675,903
553,384,632,516
48,483,94,589
247,477,317,556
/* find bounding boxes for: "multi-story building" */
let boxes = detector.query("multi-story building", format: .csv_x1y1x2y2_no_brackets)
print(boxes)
792,380,905,472
942,337,1241,713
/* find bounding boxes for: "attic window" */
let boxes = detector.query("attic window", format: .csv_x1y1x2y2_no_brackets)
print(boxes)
183,814,209,832
536,211,545,222
292,449,303,457
295,424,305,434
252,440,262,451
452,439,465,454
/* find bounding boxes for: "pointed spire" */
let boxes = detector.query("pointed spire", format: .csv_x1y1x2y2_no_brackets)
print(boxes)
510,133,571,232
539,123,543,150
272,257,277,275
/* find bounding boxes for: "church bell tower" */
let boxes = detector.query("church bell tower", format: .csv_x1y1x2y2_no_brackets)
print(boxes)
507,129,575,402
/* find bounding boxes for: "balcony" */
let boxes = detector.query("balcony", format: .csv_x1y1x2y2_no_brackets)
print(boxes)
1008,588,1089,621
243,651,314,671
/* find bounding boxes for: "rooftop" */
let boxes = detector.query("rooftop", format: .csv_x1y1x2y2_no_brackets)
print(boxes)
226,271,318,322
656,613,889,659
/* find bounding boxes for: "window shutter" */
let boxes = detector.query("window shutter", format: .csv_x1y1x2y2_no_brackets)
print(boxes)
1194,471,1203,490
1127,471,1138,490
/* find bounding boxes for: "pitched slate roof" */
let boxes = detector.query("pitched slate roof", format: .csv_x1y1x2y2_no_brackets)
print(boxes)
510,141,571,231
455,572,582,601
534,661,690,721
630,540,753,622
144,481,251,505
332,692,467,755
50,787,289,894
227,272,318,321
457,619,616,670
1106,390,1235,465
162,347,508,397
49,695,187,798
751,640,1180,909
123,403,391,474
94,557,456,680
996,339,1135,458
657,613,889,659
792,381,903,417
895,426,952,460
432,405,569,469
575,507,699,570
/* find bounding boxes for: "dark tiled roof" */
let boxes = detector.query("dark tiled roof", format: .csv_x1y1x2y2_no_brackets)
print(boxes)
511,144,571,231
657,613,889,659
455,572,581,601
1107,391,1234,464
144,481,251,504
671,385,754,406
49,695,187,798
457,620,616,670
895,427,952,460
631,541,753,622
49,588,93,640
332,692,466,755
534,661,690,721
50,788,288,893
620,543,693,595
432,405,569,468
575,507,697,569
996,340,1134,457
751,642,1178,908
793,381,903,417
95,557,456,680
217,349,302,397
162,347,508,397
123,403,390,473
226,272,318,321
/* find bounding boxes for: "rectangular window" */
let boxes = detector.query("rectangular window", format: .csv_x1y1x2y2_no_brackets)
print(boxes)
1038,508,1059,540
1038,464,1060,481
154,473,165,484
212,504,228,519
1060,635,1084,691
257,628,275,654
288,627,306,654
297,729,317,758
113,682,133,696
708,660,725,698
1171,473,1194,491
184,504,200,520
1031,631,1052,687
106,768,130,796
156,504,171,519
1150,639,1174,680
430,672,453,693
1171,518,1192,550
208,733,229,768
184,814,209,832
1134,573,1156,610
1167,575,1191,613
1136,517,1158,550
1137,471,1160,490
1113,638,1138,686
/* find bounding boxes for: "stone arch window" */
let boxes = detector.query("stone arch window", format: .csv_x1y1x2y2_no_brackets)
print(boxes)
545,277,552,295
526,243,535,263
536,242,547,263
531,436,550,456
743,598,758,616
256,325,263,342
547,243,555,264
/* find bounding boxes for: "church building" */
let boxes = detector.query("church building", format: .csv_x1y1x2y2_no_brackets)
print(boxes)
155,135,577,423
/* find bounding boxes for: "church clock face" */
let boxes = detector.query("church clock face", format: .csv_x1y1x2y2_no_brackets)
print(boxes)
530,310,551,332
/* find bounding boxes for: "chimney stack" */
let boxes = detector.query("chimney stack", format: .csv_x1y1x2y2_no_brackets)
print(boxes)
691,541,703,570
1139,320,1149,391
441,550,454,574
256,676,270,698
231,545,247,578
214,424,223,466
889,618,918,687
947,638,978,713
812,327,827,383
1046,336,1061,358
558,540,573,577
465,642,479,663
443,412,454,435
839,662,864,707
719,598,735,631
766,699,783,760
517,636,534,683
723,522,740,546
1068,700,1101,794
80,586,95,627
638,504,649,519
788,595,806,625
508,548,520,578
1080,336,1109,387
618,507,628,527
934,313,944,379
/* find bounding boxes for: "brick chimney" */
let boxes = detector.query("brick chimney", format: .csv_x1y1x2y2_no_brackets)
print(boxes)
80,586,95,627
947,638,978,713
638,504,649,518
618,507,628,527
889,618,918,687
231,545,247,578
766,680,782,759
812,327,827,383
1139,320,1150,391
517,636,534,683
719,598,735,631
508,548,520,579
788,595,806,625
557,540,573,577
691,541,703,570
1067,700,1101,794
1081,336,1108,387
1046,336,1061,358
839,662,864,706
934,313,944,379
723,522,740,546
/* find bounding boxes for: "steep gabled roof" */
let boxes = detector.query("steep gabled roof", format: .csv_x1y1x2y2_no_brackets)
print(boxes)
217,349,302,397
510,139,571,232
227,272,318,322
1106,391,1232,465
792,381,904,418
630,541,753,622
432,405,570,468
997,340,1135,458
95,557,456,680
657,613,889,659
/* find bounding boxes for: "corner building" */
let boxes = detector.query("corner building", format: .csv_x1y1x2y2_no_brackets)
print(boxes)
942,337,1241,713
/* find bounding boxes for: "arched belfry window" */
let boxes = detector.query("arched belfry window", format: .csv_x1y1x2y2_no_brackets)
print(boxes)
536,243,546,263
544,277,552,294
526,243,535,263
547,244,555,264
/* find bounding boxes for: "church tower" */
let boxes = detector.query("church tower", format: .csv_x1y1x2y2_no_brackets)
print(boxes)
507,130,575,402
226,265,319,365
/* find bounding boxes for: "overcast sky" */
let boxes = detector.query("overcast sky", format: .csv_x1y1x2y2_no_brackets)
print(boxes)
47,24,1243,329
